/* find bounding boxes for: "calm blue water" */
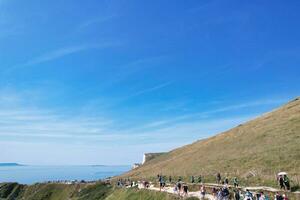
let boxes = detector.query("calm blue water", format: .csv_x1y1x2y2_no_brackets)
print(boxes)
0,165,130,184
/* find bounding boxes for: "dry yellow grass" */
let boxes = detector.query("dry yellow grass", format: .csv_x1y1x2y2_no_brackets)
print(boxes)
122,97,300,187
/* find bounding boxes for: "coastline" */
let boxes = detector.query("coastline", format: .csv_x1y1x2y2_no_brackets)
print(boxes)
0,165,131,185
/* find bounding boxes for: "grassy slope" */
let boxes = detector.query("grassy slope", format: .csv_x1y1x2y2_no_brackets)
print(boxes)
0,182,183,200
122,98,300,186
19,183,80,200
106,188,180,200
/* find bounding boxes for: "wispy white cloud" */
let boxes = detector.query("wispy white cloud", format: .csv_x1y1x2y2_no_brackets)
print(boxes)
127,81,172,98
78,56,169,93
4,42,120,74
107,56,168,85
78,15,118,30
82,81,173,110
23,43,117,67
24,46,91,66
0,90,117,142
139,115,255,141
202,98,287,114
129,97,288,130
188,0,217,14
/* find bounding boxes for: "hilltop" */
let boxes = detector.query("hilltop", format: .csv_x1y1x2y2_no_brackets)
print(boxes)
122,97,300,187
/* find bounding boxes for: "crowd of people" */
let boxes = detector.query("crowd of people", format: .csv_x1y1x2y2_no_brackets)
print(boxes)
154,173,292,200
116,178,136,188
157,175,190,197
215,173,239,187
115,172,293,200
211,185,230,200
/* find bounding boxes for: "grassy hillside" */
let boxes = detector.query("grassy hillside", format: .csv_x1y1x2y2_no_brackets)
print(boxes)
105,188,180,200
0,182,182,200
122,97,300,187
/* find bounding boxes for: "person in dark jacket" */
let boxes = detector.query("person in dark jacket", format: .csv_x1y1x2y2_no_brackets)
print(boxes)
224,177,229,185
278,176,285,190
198,175,202,183
275,192,283,200
234,189,240,200
190,175,195,183
233,177,239,187
216,173,221,184
183,185,188,197
283,175,290,191
169,176,172,183
221,186,230,199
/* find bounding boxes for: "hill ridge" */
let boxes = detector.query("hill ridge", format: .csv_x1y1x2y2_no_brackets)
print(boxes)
122,97,300,187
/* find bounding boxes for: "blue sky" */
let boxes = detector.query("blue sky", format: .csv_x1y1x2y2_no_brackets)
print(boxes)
0,0,299,165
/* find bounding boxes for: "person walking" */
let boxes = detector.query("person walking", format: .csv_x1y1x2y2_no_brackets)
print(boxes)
244,189,253,200
234,189,240,200
221,185,230,200
177,181,182,196
169,175,172,183
183,184,188,197
217,189,222,200
200,184,206,199
258,192,265,200
191,175,195,183
216,173,221,184
212,187,217,199
233,177,239,187
224,177,229,185
159,175,165,191
283,175,290,191
274,192,283,200
278,175,285,190
198,175,202,183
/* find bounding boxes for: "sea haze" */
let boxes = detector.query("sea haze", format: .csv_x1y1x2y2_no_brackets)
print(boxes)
0,165,130,184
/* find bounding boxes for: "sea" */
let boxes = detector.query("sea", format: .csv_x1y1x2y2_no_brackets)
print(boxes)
0,165,131,184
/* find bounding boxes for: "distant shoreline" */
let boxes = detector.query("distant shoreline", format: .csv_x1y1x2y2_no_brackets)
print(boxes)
0,165,131,184
0,163,129,167
0,163,24,167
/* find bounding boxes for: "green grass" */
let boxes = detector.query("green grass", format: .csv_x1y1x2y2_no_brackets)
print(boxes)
76,182,112,200
17,183,81,200
0,182,181,200
0,183,24,199
106,188,180,200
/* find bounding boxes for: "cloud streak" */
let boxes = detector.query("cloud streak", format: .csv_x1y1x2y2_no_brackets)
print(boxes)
129,97,288,130
4,42,120,74
78,15,118,30
23,43,117,67
127,81,172,98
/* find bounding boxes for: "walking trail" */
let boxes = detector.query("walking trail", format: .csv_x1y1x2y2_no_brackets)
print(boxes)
138,183,214,200
137,182,300,199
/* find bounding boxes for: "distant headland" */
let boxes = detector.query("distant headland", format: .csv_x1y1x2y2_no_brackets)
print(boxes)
0,163,24,167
